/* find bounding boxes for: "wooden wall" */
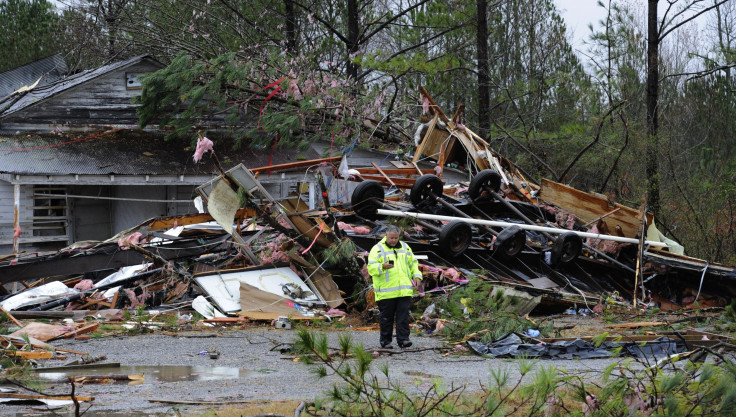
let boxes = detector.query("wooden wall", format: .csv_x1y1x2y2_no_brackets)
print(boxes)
0,181,34,247
2,60,162,127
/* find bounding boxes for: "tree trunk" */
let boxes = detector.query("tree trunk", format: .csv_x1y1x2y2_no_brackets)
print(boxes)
346,0,360,82
284,0,297,54
646,0,660,216
476,0,490,138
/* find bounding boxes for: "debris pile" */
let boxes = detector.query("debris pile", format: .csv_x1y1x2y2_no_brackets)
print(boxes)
2,91,735,324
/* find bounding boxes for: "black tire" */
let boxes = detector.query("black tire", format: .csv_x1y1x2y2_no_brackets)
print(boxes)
351,180,384,218
410,174,443,208
494,225,526,258
551,232,583,265
468,169,502,200
438,220,473,257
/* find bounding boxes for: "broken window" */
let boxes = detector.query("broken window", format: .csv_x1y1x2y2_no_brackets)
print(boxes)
32,185,68,241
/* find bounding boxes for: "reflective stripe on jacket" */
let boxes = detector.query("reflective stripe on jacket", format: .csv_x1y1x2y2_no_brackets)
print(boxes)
366,237,422,302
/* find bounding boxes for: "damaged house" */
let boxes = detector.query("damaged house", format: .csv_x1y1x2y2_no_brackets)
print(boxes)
0,55,326,253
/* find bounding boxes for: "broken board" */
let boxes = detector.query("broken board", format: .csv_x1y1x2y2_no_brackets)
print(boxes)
540,179,652,239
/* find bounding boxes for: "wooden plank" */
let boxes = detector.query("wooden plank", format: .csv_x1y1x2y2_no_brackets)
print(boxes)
249,156,342,174
355,168,434,176
203,317,249,323
371,162,402,193
33,363,121,372
145,209,255,231
419,87,450,123
3,350,54,359
236,311,324,321
282,198,334,247
0,307,23,327
357,176,417,188
540,179,652,239
50,323,99,341
607,321,666,329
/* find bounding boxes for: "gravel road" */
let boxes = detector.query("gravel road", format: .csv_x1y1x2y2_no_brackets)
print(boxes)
3,325,624,417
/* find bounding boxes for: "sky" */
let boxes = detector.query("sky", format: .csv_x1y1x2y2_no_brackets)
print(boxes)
554,0,608,53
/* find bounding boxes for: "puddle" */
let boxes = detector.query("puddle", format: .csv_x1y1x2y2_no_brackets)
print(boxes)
35,365,250,385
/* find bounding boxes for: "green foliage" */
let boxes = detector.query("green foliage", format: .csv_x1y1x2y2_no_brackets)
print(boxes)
293,327,736,416
0,0,61,72
435,280,546,342
321,238,357,268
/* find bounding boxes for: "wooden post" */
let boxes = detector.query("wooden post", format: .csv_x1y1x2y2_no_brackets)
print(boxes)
633,208,648,309
13,184,20,254
12,184,20,294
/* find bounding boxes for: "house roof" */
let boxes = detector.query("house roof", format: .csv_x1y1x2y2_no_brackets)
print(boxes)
0,130,321,176
0,53,68,99
0,55,163,118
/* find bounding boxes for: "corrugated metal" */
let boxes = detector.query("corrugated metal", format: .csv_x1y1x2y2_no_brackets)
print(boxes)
0,55,161,118
0,131,321,176
0,54,68,99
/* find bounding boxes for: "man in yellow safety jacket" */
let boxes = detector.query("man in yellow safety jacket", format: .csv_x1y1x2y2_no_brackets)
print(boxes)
367,225,422,349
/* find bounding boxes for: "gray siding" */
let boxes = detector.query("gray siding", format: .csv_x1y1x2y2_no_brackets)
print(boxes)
111,185,167,234
69,185,112,242
0,182,33,245
2,61,161,127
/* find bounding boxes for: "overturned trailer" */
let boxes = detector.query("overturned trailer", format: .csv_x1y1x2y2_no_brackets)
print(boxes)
1,90,735,316
345,90,736,311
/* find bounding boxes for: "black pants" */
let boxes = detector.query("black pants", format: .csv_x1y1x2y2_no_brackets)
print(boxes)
377,296,411,346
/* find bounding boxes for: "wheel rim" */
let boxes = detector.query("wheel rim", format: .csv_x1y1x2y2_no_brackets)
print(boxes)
504,234,524,256
560,241,578,262
448,228,471,253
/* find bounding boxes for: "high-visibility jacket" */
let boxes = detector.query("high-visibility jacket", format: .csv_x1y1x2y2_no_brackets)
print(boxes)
367,237,422,302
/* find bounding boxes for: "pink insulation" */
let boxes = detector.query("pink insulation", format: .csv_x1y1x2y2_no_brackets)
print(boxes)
74,279,95,291
193,136,214,162
337,222,372,235
123,287,150,308
258,234,292,264
117,232,145,250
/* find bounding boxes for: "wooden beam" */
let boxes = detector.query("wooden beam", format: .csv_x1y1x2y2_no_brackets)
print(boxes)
237,311,324,321
357,176,418,188
371,163,402,194
3,350,54,359
419,87,449,123
354,168,434,176
248,155,342,174
0,307,23,327
145,209,255,231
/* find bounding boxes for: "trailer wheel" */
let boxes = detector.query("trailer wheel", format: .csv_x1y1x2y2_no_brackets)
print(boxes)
551,232,583,265
494,225,526,258
351,180,384,218
410,174,443,208
438,220,473,257
468,169,502,200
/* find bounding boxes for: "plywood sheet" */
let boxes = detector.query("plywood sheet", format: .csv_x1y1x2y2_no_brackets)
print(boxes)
540,179,651,239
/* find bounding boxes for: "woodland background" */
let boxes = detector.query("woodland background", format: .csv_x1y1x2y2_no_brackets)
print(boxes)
2,0,735,263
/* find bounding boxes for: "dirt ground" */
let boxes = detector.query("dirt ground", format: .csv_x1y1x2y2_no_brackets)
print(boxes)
2,312,677,417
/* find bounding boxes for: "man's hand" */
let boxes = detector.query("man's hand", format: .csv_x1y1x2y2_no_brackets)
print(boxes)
382,262,394,269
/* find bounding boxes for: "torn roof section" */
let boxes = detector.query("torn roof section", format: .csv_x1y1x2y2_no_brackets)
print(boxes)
0,53,68,99
0,55,160,118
